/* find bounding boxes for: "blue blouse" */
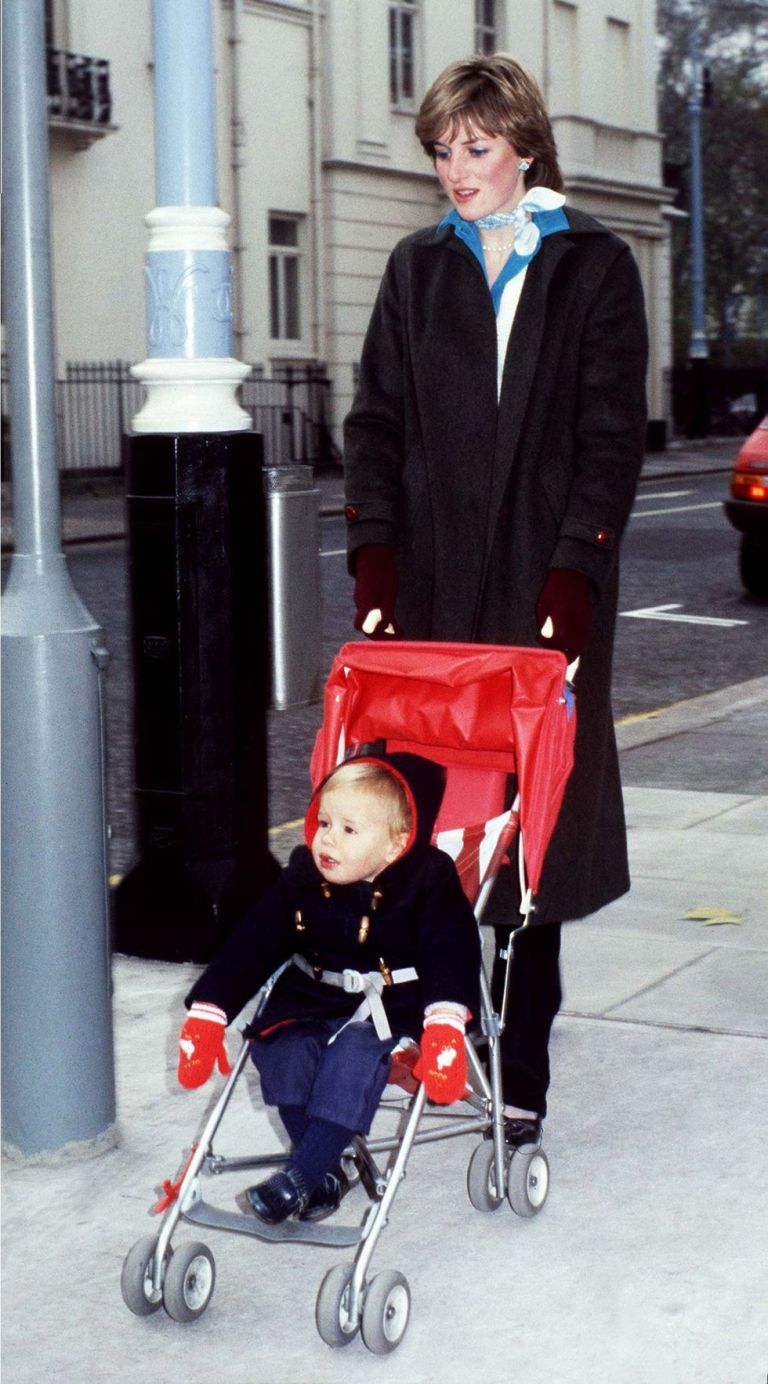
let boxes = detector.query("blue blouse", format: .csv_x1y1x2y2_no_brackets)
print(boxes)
438,205,570,314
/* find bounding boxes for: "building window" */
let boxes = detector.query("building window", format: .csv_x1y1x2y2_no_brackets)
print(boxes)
474,0,498,54
268,215,302,342
604,16,631,123
389,2,418,108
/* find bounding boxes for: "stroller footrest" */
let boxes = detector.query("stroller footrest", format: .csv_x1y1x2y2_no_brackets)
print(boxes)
183,1197,362,1248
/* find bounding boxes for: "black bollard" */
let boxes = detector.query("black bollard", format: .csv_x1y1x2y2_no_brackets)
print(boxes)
112,430,279,963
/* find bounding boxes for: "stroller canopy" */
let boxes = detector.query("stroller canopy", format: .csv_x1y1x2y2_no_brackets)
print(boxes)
311,642,576,897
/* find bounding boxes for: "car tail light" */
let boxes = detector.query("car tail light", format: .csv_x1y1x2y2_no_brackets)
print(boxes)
730,470,768,502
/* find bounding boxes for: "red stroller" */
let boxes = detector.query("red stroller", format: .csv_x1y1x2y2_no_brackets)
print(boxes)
120,641,576,1354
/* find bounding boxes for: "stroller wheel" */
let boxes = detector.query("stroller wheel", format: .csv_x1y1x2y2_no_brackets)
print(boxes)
121,1235,165,1316
506,1146,549,1217
361,1270,411,1354
466,1142,505,1212
162,1241,216,1322
315,1263,359,1347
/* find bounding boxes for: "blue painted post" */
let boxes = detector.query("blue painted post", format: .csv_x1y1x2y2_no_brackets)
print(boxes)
153,0,217,207
132,0,248,431
1,0,116,1158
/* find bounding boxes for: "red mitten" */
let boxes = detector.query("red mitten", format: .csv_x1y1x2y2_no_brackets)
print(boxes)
352,544,403,639
535,567,593,660
177,1002,232,1089
414,1004,467,1105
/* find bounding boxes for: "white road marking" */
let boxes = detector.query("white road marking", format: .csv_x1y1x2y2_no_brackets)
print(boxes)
630,501,722,519
620,603,748,628
320,548,346,557
634,490,693,501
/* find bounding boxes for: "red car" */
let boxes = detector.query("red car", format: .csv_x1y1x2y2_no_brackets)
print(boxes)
724,415,768,597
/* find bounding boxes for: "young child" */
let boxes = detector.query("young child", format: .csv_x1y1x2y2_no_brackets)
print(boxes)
177,750,481,1225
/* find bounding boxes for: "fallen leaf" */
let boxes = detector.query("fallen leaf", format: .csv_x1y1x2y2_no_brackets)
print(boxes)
682,906,743,927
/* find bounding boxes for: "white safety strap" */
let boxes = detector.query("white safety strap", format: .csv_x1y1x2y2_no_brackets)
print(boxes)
291,954,418,1040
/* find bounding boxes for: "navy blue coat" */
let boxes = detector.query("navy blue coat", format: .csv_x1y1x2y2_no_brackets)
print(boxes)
186,754,481,1037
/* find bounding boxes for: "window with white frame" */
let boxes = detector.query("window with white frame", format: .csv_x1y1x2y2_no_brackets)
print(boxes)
474,0,499,54
268,215,302,343
389,1,418,108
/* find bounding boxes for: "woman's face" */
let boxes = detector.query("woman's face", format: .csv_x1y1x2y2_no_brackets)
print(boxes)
433,120,530,220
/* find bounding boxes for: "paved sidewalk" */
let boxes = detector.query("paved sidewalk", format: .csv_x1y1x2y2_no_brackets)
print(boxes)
0,436,741,550
2,679,767,1384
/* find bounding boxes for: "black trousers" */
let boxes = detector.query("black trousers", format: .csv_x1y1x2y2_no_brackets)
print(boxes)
490,921,562,1118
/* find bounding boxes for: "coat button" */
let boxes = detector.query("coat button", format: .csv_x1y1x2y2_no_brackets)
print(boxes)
596,528,610,545
344,504,359,522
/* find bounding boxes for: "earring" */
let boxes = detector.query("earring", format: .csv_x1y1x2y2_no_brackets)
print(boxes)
518,159,531,172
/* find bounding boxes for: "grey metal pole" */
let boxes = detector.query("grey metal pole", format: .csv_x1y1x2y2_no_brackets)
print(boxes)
1,0,116,1158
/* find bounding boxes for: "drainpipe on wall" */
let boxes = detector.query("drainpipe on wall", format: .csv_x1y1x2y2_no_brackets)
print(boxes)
309,0,326,364
228,0,248,359
541,0,551,106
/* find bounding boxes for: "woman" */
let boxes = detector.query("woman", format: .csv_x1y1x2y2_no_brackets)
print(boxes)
342,54,648,1143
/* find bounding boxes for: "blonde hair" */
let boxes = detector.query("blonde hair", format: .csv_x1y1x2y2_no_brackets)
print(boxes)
415,52,564,193
321,761,412,838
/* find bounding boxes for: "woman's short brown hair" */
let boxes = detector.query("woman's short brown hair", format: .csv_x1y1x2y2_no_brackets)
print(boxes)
415,53,563,193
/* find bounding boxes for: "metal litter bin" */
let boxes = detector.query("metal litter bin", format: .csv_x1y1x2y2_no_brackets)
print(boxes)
264,464,322,710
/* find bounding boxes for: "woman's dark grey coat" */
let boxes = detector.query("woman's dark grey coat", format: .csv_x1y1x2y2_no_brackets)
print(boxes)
343,209,649,923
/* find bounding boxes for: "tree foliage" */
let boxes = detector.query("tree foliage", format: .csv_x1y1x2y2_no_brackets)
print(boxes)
657,0,768,365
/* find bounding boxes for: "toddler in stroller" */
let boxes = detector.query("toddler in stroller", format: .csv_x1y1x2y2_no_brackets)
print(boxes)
121,640,574,1353
178,749,481,1225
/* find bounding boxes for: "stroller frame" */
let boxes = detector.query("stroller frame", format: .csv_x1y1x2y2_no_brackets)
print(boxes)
121,643,573,1353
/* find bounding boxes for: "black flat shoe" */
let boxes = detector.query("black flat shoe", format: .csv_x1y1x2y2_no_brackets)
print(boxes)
240,1168,307,1224
503,1116,542,1148
298,1168,350,1223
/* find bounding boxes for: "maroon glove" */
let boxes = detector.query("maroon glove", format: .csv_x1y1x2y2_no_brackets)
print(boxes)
352,543,403,639
535,568,593,660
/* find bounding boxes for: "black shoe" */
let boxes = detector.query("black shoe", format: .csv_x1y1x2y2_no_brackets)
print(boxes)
298,1168,350,1223
241,1168,307,1224
503,1116,542,1148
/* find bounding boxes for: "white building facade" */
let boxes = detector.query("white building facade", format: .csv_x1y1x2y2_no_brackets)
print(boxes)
42,0,671,449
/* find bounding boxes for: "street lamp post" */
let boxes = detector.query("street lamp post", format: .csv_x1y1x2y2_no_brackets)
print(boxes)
112,0,276,962
687,18,710,437
1,0,116,1159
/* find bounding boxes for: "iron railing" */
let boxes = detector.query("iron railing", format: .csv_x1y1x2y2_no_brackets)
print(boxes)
47,49,112,127
0,360,339,478
240,364,338,471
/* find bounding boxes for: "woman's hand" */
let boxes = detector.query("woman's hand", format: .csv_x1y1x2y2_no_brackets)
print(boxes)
535,568,593,660
352,543,403,638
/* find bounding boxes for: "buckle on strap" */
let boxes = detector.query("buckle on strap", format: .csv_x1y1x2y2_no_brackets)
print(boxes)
342,969,370,995
291,953,417,991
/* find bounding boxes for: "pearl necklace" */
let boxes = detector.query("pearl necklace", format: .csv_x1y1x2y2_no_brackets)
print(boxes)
480,239,516,254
